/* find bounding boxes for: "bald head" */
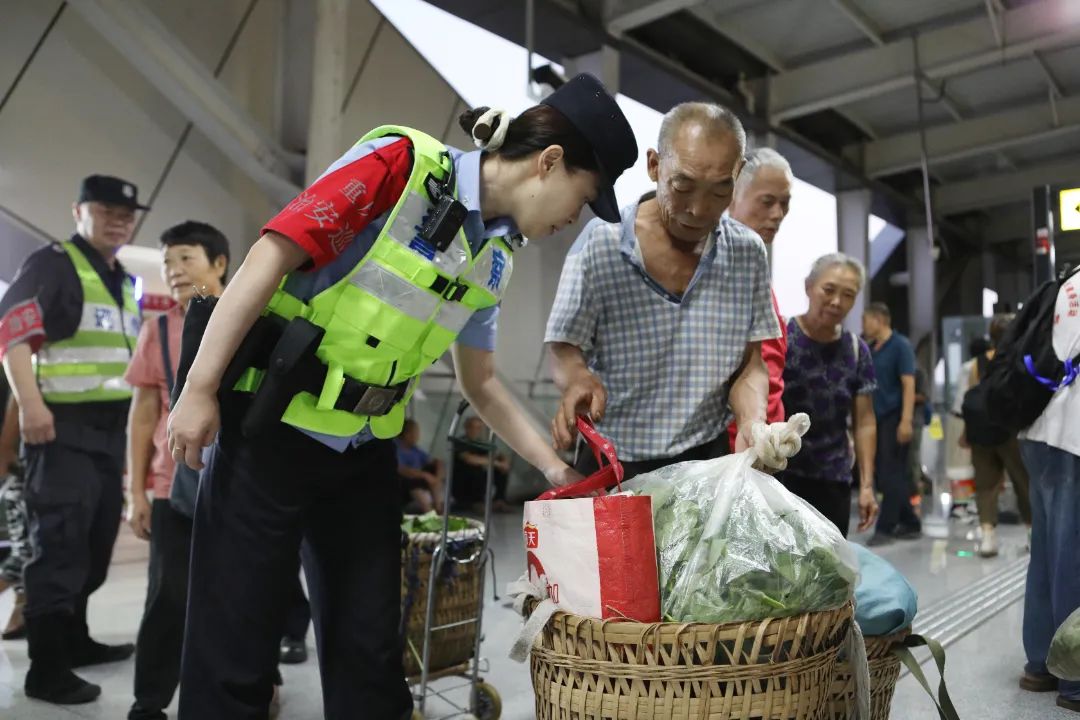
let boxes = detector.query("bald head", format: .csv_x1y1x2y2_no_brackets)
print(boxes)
648,102,748,245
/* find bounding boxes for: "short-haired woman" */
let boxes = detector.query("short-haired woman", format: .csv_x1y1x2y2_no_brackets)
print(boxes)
779,253,880,537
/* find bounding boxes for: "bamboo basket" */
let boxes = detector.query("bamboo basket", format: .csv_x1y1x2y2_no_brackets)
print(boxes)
528,601,854,719
400,518,484,678
826,628,911,720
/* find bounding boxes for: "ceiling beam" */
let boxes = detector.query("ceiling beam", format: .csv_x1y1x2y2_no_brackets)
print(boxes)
67,0,302,206
985,0,1004,48
687,5,789,71
982,207,1030,244
864,94,1080,177
768,0,1080,122
935,154,1080,215
687,4,883,139
1032,50,1066,98
830,0,885,46
605,0,703,35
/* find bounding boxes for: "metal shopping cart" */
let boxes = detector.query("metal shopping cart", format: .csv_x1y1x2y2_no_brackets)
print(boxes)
403,400,501,720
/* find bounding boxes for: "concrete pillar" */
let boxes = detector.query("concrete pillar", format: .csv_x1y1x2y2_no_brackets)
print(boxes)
563,46,620,93
837,189,872,335
1032,185,1057,286
906,225,936,351
305,0,348,181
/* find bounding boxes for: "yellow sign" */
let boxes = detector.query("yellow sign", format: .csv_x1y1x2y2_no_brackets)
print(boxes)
928,413,944,441
1061,187,1080,232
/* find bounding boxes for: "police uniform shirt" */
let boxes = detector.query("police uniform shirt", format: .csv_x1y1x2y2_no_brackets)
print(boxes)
0,234,136,424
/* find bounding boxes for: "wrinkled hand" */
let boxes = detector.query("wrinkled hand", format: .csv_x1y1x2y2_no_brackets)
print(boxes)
543,464,584,488
20,399,55,445
167,387,220,471
857,487,879,532
551,371,606,450
897,419,914,445
128,495,152,541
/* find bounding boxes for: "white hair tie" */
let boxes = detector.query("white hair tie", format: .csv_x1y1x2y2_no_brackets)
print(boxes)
472,109,511,151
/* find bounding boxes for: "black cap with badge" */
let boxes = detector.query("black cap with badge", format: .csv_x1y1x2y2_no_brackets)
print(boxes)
77,175,151,211
541,73,637,223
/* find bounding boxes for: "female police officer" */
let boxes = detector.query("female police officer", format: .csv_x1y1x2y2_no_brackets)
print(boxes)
167,74,637,719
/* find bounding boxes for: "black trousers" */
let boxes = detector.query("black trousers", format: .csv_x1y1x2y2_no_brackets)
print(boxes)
283,573,311,643
179,399,411,720
132,500,193,716
574,432,730,482
452,461,508,506
874,411,921,535
133,501,308,717
777,474,853,538
22,419,125,622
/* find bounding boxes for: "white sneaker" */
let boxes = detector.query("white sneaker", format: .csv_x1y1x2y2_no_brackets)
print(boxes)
979,525,999,558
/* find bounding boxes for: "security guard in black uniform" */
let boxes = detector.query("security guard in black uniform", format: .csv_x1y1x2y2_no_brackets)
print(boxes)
0,175,147,704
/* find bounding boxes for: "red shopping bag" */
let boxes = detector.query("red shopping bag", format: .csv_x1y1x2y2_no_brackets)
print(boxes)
523,417,660,621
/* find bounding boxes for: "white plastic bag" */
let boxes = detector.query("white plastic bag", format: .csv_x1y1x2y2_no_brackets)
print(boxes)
626,439,858,624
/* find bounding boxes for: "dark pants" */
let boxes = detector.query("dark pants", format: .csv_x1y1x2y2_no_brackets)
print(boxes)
22,420,125,622
874,411,921,535
971,438,1032,526
283,573,311,643
133,501,307,718
179,400,412,720
1020,440,1080,701
452,461,508,506
132,500,193,717
574,433,730,482
778,474,852,537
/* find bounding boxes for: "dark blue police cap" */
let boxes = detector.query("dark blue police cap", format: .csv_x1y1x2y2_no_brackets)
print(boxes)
542,73,637,222
78,175,150,211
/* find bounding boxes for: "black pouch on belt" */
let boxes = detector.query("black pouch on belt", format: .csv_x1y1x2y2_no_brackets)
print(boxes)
240,316,325,438
170,296,283,409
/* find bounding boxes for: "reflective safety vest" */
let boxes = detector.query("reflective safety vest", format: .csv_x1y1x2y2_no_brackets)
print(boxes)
239,125,516,439
35,242,140,403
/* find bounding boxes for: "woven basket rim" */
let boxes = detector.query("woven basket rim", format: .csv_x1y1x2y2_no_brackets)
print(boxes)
533,599,853,634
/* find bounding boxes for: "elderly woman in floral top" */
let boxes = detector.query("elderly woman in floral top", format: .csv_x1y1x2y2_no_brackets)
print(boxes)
779,253,879,537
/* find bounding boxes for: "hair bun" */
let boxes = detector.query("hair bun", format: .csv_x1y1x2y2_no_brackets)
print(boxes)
459,106,511,151
458,106,490,137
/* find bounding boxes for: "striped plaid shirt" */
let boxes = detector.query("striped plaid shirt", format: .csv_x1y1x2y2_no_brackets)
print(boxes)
545,200,779,461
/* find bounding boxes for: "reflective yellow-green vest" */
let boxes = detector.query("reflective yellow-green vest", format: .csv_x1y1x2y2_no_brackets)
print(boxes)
240,126,515,439
35,241,140,403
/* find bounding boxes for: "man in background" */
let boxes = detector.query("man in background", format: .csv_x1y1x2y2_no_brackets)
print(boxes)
863,302,921,545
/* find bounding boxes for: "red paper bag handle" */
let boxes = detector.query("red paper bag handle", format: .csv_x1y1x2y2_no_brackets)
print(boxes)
536,416,623,500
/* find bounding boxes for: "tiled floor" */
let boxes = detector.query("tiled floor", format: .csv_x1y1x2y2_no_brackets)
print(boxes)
0,509,1074,719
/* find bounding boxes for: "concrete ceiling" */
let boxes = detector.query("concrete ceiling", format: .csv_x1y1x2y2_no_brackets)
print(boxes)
430,0,1080,264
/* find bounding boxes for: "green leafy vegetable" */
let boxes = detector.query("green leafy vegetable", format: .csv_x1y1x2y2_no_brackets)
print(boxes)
401,512,472,534
634,456,857,624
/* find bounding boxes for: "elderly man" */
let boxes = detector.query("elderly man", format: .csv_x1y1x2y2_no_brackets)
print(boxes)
725,148,793,447
546,103,779,478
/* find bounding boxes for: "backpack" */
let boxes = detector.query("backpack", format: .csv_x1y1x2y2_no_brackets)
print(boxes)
975,265,1080,434
960,353,1011,446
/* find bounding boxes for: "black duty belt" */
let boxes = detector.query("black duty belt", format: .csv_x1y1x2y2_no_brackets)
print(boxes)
291,352,410,417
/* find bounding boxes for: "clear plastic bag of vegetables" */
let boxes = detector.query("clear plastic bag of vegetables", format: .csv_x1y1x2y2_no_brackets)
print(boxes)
625,444,858,624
